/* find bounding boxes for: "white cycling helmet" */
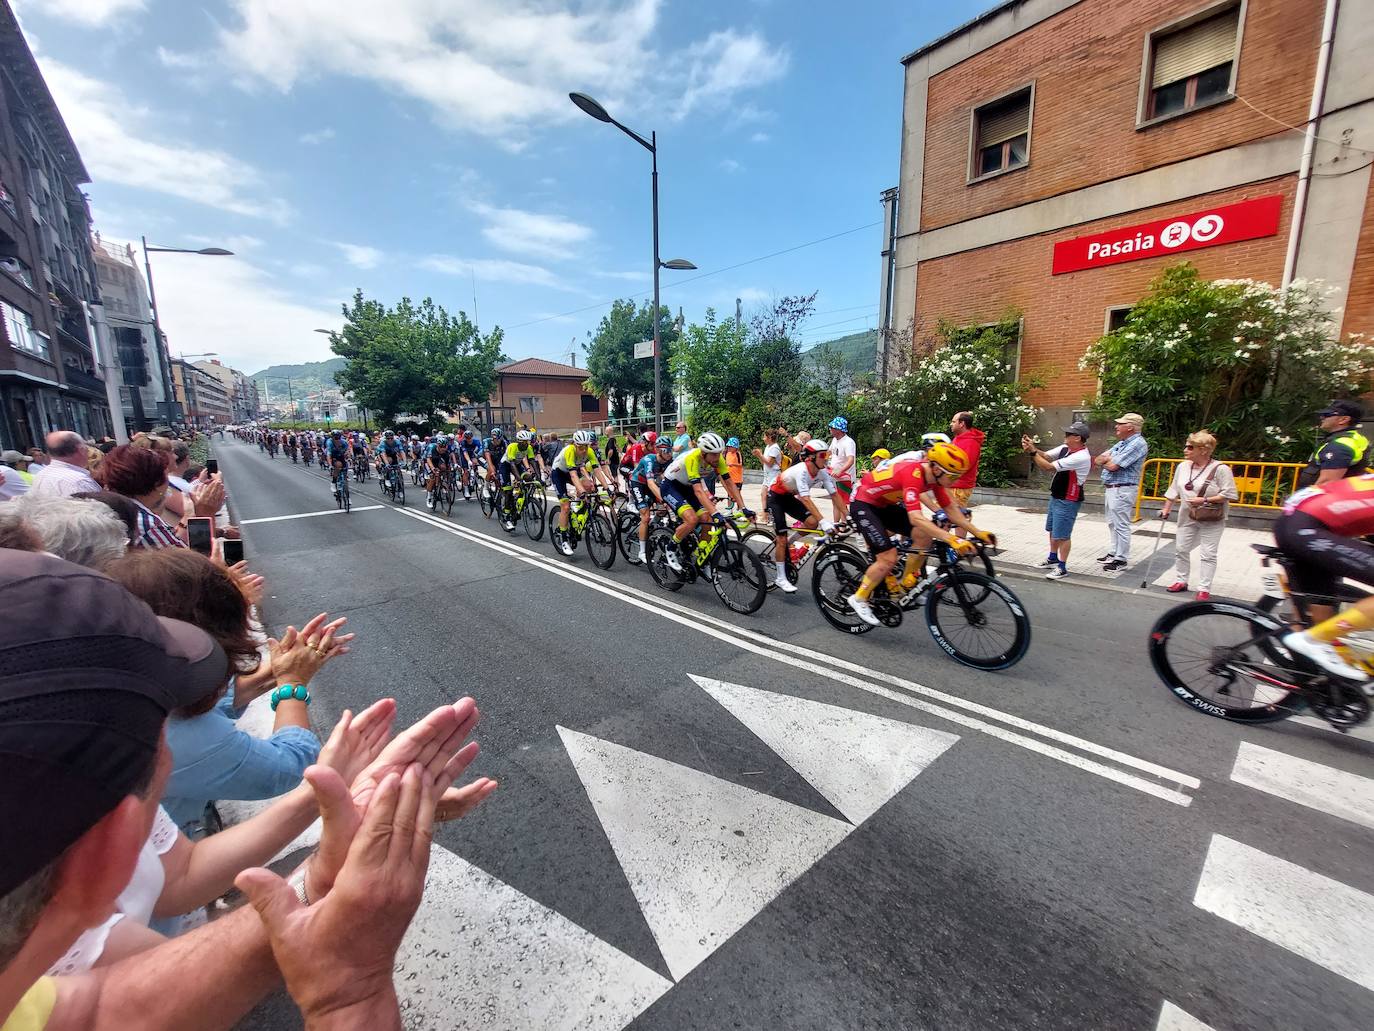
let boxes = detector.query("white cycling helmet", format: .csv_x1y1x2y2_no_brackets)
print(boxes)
573,429,594,445
516,429,532,442
920,432,951,446
697,432,726,453
802,439,830,456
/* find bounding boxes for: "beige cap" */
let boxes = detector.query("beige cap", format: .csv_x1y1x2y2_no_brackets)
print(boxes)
1114,413,1145,429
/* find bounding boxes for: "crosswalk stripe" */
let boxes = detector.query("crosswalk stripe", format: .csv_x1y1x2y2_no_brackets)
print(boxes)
1230,741,1374,831
1194,834,1374,992
1156,1001,1216,1031
394,846,673,1031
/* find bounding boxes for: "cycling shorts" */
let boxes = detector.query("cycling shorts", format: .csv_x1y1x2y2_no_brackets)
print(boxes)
628,481,654,511
1273,510,1374,598
551,467,576,499
767,491,811,535
658,478,697,517
849,500,910,555
498,459,524,487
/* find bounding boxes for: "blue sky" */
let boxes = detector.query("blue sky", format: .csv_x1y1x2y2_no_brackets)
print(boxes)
17,0,988,375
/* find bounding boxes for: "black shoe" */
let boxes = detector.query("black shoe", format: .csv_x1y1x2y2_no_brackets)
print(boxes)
1097,554,1116,563
1102,559,1127,571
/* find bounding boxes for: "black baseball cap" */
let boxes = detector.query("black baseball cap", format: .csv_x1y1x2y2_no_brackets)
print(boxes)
1318,400,1363,422
0,550,228,896
1064,421,1091,439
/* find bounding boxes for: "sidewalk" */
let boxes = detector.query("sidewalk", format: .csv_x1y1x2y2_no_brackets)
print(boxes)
733,484,1270,600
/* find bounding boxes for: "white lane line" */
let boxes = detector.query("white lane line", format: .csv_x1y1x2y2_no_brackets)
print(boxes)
1231,741,1374,831
690,674,958,825
395,845,672,1030
1194,834,1374,992
395,502,1199,791
558,726,852,982
392,505,1194,806
1156,1000,1216,1031
1289,714,1374,744
240,505,383,524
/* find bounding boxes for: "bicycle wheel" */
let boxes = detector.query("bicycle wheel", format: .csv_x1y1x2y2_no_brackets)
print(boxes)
617,509,644,565
646,528,687,592
341,478,351,513
442,478,456,516
711,541,767,614
393,473,405,506
1149,601,1306,722
548,506,575,557
523,493,545,541
924,572,1030,671
810,544,875,635
497,491,519,533
478,479,494,518
585,512,618,569
742,529,782,590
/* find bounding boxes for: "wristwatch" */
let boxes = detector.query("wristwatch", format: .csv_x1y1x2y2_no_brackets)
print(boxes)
269,683,311,710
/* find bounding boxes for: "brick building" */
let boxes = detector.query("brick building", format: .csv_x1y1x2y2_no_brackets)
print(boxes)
490,357,607,431
885,0,1374,431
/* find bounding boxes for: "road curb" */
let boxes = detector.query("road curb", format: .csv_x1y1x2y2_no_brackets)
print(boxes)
997,559,1174,600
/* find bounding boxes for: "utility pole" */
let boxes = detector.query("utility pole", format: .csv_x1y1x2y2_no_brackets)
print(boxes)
735,297,742,333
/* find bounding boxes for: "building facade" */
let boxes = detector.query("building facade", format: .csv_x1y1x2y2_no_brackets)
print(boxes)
194,359,258,424
171,358,231,428
0,3,113,449
92,234,169,432
886,0,1374,429
489,357,607,432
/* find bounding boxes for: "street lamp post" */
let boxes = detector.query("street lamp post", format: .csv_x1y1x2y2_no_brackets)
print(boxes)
141,240,233,426
570,93,696,434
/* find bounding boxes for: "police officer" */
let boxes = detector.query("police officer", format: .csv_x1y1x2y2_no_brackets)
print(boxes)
1298,399,1369,488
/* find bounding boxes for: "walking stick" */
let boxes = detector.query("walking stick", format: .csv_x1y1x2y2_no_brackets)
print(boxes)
1140,508,1169,589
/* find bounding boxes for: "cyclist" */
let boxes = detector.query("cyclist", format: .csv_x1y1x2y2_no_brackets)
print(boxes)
1274,472,1374,680
628,436,674,563
325,429,351,498
424,433,457,510
844,442,995,627
375,429,405,486
658,431,753,574
766,439,839,593
551,429,614,556
620,431,654,491
498,429,542,519
458,429,484,500
481,427,507,496
350,430,368,467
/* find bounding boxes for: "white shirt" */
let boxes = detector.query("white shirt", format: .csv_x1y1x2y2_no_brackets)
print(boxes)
761,443,783,489
0,464,28,501
29,457,99,498
827,435,856,480
775,462,837,497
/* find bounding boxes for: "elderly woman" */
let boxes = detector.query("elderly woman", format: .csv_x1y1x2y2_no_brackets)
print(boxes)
7,493,129,570
95,444,186,549
1160,431,1238,600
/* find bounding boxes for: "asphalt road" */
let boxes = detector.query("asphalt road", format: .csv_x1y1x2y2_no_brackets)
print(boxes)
215,438,1374,1031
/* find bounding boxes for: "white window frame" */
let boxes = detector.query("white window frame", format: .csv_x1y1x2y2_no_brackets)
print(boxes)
1136,0,1246,130
968,82,1035,185
2,300,50,361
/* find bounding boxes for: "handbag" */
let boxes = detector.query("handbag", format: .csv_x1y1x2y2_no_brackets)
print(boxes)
1187,462,1226,522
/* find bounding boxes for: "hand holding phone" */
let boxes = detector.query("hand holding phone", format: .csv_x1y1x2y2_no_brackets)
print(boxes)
205,459,219,476
187,517,214,556
220,537,244,565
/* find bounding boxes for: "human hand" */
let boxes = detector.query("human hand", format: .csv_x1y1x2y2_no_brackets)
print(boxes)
228,562,266,607
349,699,482,815
236,767,431,1022
1159,505,1172,520
190,477,226,516
972,528,997,547
269,613,350,686
317,700,398,788
950,537,977,556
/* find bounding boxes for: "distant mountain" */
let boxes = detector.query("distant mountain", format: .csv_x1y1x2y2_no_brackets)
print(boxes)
801,329,877,374
250,357,347,398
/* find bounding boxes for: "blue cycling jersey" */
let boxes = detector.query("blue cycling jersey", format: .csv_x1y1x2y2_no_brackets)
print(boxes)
377,439,404,457
632,454,667,484
325,439,350,463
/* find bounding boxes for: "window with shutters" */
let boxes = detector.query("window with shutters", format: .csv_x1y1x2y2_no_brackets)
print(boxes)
969,85,1033,182
1141,4,1241,124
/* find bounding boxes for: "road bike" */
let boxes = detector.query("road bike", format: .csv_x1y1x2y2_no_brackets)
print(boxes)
352,452,370,483
548,491,617,569
742,519,849,592
380,461,406,506
499,475,546,541
427,467,457,516
286,440,298,464
645,512,767,614
476,468,498,518
1148,542,1372,731
811,536,1029,670
332,464,351,513
617,501,676,566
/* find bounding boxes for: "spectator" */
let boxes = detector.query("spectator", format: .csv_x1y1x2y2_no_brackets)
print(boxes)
754,429,783,490
0,461,28,502
167,443,193,494
1297,399,1368,488
948,411,985,511
26,447,49,466
2,449,34,484
1160,431,1238,601
826,417,857,517
29,431,100,498
724,437,744,489
1023,422,1093,581
8,494,129,570
604,432,620,476
1093,413,1149,571
0,507,42,550
73,490,142,546
106,548,352,830
672,420,691,456
95,445,186,550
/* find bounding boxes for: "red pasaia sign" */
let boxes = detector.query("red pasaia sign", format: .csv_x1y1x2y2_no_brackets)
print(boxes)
1051,194,1283,275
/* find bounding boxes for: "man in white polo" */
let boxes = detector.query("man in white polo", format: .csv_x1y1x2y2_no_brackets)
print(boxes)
29,431,99,498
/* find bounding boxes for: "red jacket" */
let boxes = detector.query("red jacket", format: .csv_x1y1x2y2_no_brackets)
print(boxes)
951,428,985,490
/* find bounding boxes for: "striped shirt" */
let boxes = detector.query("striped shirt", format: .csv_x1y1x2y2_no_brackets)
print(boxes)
132,498,187,550
1100,433,1149,486
29,458,99,498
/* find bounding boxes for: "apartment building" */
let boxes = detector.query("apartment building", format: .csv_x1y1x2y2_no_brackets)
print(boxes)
884,0,1374,429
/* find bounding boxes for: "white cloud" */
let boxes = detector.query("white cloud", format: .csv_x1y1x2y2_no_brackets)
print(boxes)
466,202,591,261
15,0,144,27
37,58,292,224
299,127,336,145
736,287,770,304
719,158,740,173
217,0,786,142
420,254,574,292
594,270,650,283
334,242,383,269
750,131,770,143
156,47,204,70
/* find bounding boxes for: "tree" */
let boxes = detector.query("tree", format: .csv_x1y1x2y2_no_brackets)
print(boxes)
672,293,814,409
582,299,679,422
1080,263,1374,458
330,290,507,427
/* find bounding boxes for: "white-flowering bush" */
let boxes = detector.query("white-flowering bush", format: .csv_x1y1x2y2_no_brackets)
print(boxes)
1080,263,1374,459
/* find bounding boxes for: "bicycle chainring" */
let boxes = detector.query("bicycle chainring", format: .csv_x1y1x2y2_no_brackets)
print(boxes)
873,598,903,628
1308,683,1371,729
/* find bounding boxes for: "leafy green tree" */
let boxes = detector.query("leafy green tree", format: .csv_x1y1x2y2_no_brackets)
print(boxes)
1081,263,1374,458
672,293,814,409
329,290,507,427
582,299,679,421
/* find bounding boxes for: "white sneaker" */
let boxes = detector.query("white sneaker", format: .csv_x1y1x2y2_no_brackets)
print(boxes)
1283,632,1369,681
775,576,797,594
1035,557,1058,569
1045,566,1068,580
665,547,684,573
846,593,881,626
559,540,574,557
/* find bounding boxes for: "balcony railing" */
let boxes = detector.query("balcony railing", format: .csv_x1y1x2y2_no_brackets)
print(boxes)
61,364,107,396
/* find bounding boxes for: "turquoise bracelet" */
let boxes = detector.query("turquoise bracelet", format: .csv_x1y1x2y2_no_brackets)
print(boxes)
269,684,311,710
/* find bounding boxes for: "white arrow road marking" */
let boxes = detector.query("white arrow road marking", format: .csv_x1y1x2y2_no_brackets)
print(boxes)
1194,834,1374,992
1156,1000,1217,1031
558,726,851,982
1231,741,1374,831
690,674,959,825
394,846,672,1031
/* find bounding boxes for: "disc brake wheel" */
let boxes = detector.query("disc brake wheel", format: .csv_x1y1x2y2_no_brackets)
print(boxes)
810,545,874,635
924,572,1030,671
585,512,618,569
618,509,644,565
524,494,546,541
646,528,686,592
711,541,767,614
